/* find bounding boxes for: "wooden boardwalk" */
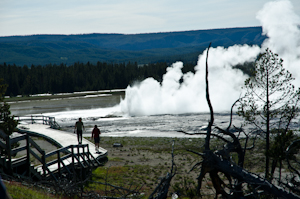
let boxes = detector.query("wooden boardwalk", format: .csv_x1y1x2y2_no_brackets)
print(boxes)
18,123,107,158
0,116,107,181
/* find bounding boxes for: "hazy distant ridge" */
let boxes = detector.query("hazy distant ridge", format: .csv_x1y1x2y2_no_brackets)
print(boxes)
0,27,266,66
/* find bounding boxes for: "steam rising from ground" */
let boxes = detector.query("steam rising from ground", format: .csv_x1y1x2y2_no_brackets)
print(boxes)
120,45,260,115
258,0,300,87
120,0,300,116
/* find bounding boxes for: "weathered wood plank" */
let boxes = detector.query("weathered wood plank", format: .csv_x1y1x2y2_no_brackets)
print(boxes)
29,138,44,154
30,149,42,163
11,145,26,156
10,135,26,145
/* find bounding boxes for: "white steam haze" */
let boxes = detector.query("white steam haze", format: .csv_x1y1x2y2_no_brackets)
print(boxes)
120,0,300,116
258,0,300,85
120,46,260,115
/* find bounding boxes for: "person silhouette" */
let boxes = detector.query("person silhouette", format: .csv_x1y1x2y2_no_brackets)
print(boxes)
74,117,84,144
91,125,101,153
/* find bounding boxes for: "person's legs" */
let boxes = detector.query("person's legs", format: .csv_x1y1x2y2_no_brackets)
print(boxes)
94,137,100,152
98,137,101,151
77,130,82,144
79,131,82,144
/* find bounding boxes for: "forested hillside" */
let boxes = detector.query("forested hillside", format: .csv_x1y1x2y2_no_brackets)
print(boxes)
0,62,196,97
0,26,261,96
0,27,266,66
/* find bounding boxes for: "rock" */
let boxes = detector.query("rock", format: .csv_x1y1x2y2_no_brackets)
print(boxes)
113,143,123,147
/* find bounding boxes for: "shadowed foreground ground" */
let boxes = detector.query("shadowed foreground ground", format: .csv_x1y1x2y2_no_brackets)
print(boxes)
4,136,266,198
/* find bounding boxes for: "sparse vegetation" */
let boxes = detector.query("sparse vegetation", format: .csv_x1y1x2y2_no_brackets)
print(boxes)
1,135,284,198
84,136,271,198
4,181,62,199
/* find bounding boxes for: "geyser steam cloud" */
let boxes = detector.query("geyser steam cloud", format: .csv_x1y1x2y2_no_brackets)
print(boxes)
258,0,300,86
120,46,260,115
120,0,300,116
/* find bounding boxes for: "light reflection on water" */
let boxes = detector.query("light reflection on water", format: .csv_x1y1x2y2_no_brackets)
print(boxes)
10,92,300,138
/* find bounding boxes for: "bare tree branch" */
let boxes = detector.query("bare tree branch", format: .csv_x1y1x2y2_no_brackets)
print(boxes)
205,42,213,151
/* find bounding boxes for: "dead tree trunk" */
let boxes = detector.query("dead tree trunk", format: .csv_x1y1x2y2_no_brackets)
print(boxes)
188,43,300,199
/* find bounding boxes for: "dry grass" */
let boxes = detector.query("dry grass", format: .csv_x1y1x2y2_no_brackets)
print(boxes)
86,136,267,198
4,136,274,199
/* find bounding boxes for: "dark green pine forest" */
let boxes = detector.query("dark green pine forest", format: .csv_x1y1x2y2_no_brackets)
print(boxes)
0,61,253,97
0,62,196,97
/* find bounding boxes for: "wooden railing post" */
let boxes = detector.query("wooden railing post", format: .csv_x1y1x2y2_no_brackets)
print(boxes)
82,145,85,163
42,151,46,177
77,144,80,162
57,150,61,177
71,145,74,166
87,146,94,166
31,115,33,124
6,135,12,175
26,134,31,177
77,144,83,180
87,145,90,164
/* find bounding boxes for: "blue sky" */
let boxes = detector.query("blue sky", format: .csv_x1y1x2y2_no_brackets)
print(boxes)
1,0,300,36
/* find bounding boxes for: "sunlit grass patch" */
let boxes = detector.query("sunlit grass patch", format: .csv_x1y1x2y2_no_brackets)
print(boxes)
87,164,170,197
5,181,61,199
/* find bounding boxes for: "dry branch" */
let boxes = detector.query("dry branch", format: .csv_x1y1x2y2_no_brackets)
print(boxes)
187,43,300,199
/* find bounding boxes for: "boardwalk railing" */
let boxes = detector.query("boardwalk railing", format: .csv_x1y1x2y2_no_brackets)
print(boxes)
15,115,60,129
0,129,103,181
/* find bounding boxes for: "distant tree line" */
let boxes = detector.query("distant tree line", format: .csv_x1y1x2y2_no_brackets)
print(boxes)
0,62,196,97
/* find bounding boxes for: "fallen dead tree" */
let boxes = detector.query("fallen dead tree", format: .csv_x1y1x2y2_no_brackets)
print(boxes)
181,43,300,199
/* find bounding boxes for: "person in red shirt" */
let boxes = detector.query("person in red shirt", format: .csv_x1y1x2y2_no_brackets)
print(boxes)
91,125,101,153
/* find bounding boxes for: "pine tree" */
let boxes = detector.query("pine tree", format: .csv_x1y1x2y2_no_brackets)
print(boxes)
0,79,18,135
238,48,300,179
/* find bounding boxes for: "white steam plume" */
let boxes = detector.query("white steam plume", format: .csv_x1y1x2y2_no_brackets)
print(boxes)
257,0,300,88
120,45,260,115
120,0,300,116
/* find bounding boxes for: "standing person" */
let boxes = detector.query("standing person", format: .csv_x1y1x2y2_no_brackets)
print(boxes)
91,125,101,153
74,117,84,144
